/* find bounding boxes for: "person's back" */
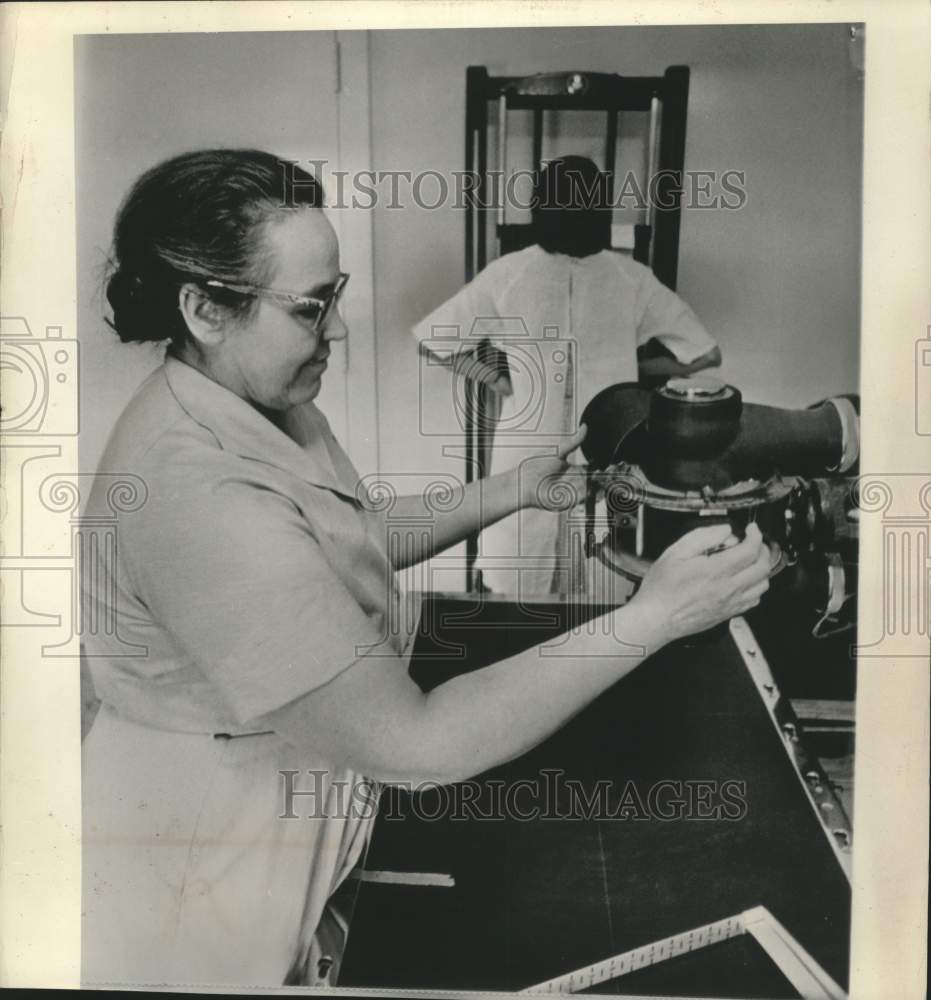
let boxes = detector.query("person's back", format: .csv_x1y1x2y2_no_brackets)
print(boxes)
412,157,718,594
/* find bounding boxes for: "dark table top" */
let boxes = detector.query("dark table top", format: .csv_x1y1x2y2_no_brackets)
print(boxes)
340,596,851,996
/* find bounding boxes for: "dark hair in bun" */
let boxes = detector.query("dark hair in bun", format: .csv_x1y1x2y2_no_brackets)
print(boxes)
105,149,324,345
531,155,612,259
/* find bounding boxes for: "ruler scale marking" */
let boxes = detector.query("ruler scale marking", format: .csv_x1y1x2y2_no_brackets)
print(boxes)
522,908,845,997
522,914,743,993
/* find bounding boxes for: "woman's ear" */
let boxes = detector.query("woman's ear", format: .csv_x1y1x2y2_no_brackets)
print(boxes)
178,284,227,347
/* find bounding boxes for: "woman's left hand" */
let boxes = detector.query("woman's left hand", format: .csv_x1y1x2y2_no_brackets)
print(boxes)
520,425,589,511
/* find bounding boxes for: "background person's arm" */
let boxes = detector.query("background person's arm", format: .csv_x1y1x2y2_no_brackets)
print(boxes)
634,264,720,380
638,343,722,378
412,260,512,393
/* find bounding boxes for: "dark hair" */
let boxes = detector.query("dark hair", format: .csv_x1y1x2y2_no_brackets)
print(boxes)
105,149,324,345
531,155,612,258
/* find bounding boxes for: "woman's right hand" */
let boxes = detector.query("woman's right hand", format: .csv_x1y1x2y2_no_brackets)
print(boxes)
629,522,771,645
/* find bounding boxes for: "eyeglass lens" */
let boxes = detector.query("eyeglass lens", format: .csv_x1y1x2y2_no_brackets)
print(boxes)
317,276,348,331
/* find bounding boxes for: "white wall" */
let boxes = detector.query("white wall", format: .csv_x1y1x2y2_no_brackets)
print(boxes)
75,31,343,474
76,25,864,502
367,24,863,490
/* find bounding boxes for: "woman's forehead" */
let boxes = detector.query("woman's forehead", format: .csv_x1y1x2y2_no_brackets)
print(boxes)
263,208,340,290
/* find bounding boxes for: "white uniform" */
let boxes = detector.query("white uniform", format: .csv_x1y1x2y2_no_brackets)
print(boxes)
413,246,717,595
82,356,412,987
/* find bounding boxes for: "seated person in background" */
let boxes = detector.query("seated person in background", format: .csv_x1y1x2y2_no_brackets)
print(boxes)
413,155,721,595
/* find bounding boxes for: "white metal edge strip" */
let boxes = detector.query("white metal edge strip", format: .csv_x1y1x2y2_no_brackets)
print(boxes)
728,616,853,880
743,906,847,1000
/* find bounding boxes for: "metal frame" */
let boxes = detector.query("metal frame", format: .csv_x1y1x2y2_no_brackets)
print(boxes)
462,66,691,590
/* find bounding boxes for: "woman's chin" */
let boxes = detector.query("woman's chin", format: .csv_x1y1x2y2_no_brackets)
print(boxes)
289,372,323,405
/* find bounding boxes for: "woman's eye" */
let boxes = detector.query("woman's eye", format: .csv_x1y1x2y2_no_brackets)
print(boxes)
294,305,321,322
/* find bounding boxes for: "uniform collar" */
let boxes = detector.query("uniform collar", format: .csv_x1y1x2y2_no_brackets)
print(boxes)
163,354,358,501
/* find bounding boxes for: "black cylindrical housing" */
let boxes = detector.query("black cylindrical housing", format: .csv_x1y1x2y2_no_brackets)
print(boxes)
581,380,850,490
640,379,743,490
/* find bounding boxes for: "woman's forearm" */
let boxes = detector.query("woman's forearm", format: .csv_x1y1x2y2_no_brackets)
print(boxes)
413,602,665,782
384,469,525,568
265,601,667,785
265,524,769,785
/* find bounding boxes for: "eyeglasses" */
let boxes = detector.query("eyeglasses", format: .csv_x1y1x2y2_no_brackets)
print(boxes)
205,272,350,334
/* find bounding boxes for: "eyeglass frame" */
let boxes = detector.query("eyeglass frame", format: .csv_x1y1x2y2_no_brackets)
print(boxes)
204,272,350,333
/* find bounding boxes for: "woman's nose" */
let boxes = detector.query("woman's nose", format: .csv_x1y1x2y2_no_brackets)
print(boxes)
323,307,348,342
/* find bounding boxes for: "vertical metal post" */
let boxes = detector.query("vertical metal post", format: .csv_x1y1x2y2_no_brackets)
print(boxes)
604,109,618,199
652,66,690,290
464,67,488,590
496,93,508,243
646,94,661,267
532,108,544,171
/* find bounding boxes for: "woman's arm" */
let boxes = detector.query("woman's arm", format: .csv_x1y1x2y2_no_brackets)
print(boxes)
377,427,589,569
261,524,770,784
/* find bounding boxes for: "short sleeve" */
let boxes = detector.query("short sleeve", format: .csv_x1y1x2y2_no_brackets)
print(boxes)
411,265,506,362
126,456,396,725
634,267,717,364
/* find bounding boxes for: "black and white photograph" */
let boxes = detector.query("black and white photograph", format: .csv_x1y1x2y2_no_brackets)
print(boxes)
0,3,928,997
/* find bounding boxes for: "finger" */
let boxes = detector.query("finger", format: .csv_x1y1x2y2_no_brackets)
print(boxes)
748,578,770,600
747,541,774,579
736,574,770,601
557,424,588,461
710,529,767,572
663,523,734,558
734,595,762,616
736,578,769,612
730,551,773,592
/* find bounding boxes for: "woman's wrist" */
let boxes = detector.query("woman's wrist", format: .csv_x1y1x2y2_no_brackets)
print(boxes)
552,600,671,668
610,597,672,659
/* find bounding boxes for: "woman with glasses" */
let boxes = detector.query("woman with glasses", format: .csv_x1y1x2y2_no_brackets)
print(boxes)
81,148,770,988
